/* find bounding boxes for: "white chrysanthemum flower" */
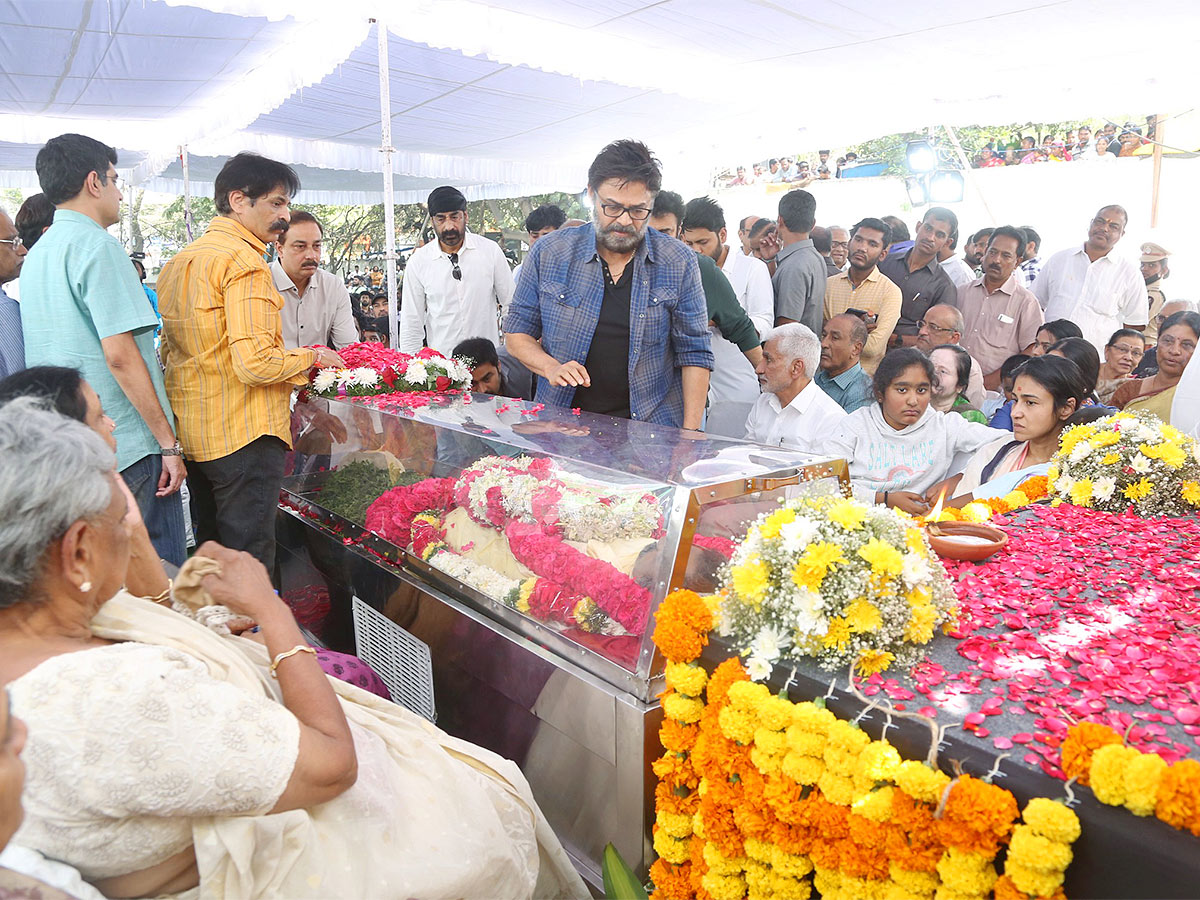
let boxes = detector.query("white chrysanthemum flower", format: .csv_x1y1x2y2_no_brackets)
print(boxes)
746,656,773,682
902,551,930,585
405,360,428,384
352,367,379,387
1130,454,1152,474
790,588,828,636
1069,441,1093,463
1055,474,1076,495
749,625,787,663
313,369,337,392
334,368,354,386
779,516,820,553
1135,424,1159,443
1092,476,1117,501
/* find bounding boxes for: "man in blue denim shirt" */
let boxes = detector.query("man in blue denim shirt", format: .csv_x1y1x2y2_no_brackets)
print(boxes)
504,140,713,428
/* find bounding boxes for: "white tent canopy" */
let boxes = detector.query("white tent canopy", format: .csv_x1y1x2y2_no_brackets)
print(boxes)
3,0,1200,202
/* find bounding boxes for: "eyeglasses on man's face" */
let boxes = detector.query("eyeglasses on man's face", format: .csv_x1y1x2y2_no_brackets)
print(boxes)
917,319,957,334
598,200,652,222
0,235,23,250
449,252,462,281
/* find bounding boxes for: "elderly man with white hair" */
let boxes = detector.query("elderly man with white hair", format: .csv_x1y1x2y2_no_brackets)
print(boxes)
744,322,847,452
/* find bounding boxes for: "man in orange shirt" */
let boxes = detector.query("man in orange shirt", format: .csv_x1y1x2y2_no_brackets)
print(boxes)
158,153,344,567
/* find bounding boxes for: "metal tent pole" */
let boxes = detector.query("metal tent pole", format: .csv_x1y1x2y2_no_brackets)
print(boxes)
942,124,997,224
372,17,399,348
181,144,193,243
1151,113,1167,228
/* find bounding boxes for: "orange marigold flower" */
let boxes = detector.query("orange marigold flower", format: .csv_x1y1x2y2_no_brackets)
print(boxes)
655,779,699,818
653,753,699,790
649,859,693,900
1061,721,1123,786
652,589,714,662
1017,474,1050,501
661,719,700,754
705,657,750,710
940,775,1019,855
1155,757,1200,836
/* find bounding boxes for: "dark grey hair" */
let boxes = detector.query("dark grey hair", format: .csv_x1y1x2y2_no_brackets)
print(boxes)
0,398,115,609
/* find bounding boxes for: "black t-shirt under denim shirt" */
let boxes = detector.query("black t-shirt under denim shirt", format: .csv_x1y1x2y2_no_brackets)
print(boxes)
573,257,633,418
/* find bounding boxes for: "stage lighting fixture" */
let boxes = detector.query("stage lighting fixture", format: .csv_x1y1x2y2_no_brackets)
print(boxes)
906,139,938,173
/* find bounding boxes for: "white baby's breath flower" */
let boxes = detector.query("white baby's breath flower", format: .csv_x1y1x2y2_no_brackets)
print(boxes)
746,656,773,682
779,516,820,553
1069,441,1094,463
1130,454,1152,474
1092,476,1117,502
313,369,337,392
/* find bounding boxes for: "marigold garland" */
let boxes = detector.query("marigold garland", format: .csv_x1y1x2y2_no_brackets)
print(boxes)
1062,721,1200,837
649,590,1084,900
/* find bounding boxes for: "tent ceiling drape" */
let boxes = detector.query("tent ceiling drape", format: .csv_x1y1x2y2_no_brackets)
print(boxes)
1,0,1199,202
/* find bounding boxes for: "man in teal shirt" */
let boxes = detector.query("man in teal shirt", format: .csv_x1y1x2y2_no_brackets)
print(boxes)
20,133,186,564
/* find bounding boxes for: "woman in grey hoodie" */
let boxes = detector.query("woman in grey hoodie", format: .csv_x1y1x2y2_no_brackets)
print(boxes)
824,348,1007,514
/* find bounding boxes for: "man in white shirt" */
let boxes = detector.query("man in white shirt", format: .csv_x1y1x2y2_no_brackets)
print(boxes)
681,196,773,436
399,185,515,355
744,322,846,452
1033,205,1148,353
938,234,976,289
271,210,358,350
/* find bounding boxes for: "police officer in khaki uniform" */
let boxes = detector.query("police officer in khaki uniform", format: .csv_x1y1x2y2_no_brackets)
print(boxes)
1140,242,1171,344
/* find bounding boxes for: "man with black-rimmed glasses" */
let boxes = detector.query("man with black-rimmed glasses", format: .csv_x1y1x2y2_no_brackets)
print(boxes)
399,185,514,355
505,140,712,428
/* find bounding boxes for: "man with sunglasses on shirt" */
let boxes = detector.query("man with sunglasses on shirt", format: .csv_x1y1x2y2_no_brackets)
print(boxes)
399,185,514,356
504,140,712,429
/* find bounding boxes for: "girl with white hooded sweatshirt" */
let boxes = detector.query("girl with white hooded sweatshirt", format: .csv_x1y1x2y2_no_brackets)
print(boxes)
824,348,1007,514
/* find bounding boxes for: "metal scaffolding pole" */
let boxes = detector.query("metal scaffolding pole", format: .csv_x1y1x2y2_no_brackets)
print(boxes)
373,18,399,348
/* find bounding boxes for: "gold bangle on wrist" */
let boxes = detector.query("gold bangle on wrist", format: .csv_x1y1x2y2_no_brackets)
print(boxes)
270,644,318,678
144,580,172,605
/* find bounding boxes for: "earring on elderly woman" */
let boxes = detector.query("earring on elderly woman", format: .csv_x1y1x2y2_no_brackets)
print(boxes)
79,580,92,593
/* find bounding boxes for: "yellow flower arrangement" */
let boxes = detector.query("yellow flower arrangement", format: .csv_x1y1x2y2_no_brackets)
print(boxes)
895,760,951,804
1021,797,1081,844
663,693,705,724
720,495,956,676
1124,752,1168,817
665,661,709,698
1049,410,1200,516
935,848,998,896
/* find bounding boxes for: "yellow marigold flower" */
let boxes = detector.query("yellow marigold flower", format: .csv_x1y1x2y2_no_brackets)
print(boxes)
652,828,690,864
826,719,871,754
1124,751,1168,816
889,864,939,893
662,692,704,724
742,838,773,863
1090,743,1139,806
903,601,937,644
827,497,868,530
1046,463,1060,483
858,740,902,782
1069,477,1094,507
817,770,856,806
664,661,708,697
791,541,847,591
731,556,771,604
1006,862,1064,899
728,679,771,711
824,745,862,777
960,501,993,523
516,578,535,613
791,701,836,734
1008,824,1072,872
702,842,747,876
852,785,896,822
781,750,825,784
717,706,757,744
767,872,812,899
753,728,787,756
856,648,896,675
857,537,904,576
1182,480,1200,506
845,598,883,634
822,616,852,651
935,848,997,896
1022,797,1081,843
750,745,784,777
656,810,693,839
895,760,951,804
693,809,705,837
1101,451,1121,465
1123,477,1154,501
786,727,826,757
700,871,746,900
1001,489,1030,508
759,507,797,540
758,695,796,731
769,845,814,878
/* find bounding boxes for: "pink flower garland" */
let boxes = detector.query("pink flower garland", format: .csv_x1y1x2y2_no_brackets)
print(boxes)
504,520,652,633
364,478,456,548
904,504,1200,776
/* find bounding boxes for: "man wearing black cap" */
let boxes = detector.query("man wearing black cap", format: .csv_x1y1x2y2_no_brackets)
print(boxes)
503,139,712,429
399,185,514,355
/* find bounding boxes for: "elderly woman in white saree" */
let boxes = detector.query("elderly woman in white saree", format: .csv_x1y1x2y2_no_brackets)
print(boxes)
0,399,586,900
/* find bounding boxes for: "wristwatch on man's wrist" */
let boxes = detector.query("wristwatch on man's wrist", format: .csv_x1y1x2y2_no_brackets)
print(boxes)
160,441,183,457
